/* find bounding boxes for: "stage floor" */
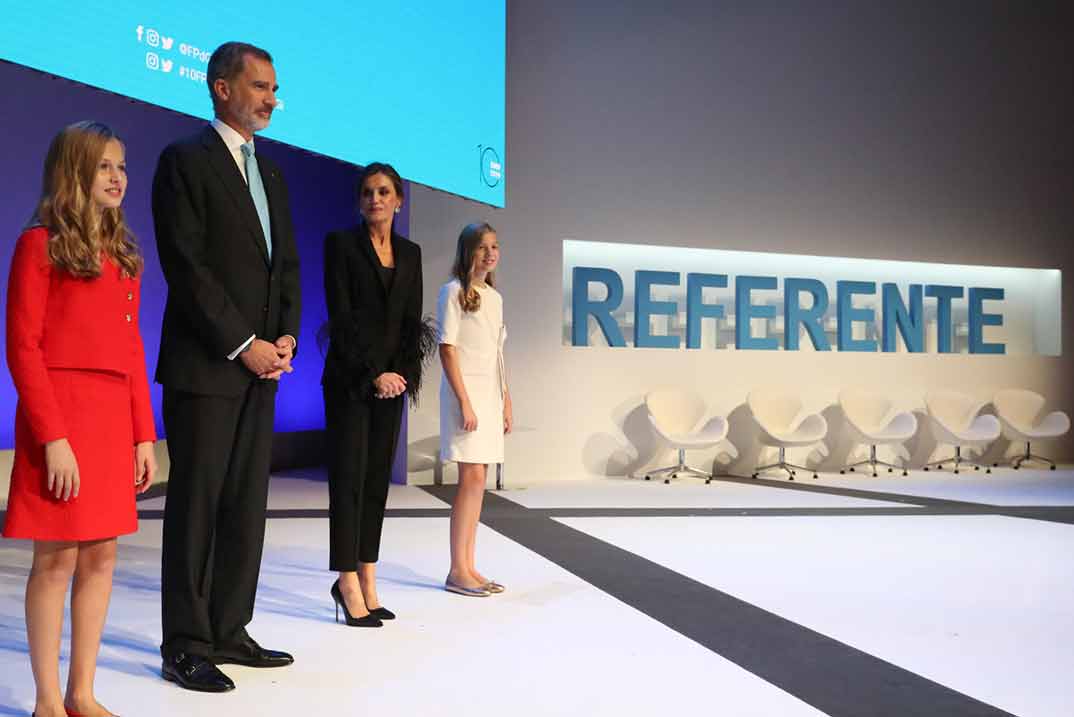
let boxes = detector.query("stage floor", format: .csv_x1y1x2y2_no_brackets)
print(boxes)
1,468,1072,716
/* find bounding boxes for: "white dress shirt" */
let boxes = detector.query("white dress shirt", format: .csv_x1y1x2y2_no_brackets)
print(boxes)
211,117,250,183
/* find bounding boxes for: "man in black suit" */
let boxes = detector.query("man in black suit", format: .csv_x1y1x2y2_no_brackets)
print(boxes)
151,41,300,692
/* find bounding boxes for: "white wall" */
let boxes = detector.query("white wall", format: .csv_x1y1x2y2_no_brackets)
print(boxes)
407,1,1074,483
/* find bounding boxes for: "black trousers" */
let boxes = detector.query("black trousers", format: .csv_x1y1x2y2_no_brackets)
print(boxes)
160,382,276,657
324,389,403,569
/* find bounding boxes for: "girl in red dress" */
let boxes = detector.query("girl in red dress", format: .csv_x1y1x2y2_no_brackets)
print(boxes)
4,121,157,717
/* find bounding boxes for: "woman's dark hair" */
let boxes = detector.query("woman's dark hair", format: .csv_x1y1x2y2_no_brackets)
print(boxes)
356,162,405,204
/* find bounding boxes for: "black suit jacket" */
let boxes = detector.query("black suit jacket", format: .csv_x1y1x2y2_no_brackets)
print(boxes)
321,223,427,401
151,125,301,396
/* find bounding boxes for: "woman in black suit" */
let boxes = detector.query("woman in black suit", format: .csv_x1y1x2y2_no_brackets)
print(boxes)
321,163,433,626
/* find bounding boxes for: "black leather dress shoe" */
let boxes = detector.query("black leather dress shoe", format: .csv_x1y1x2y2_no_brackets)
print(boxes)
211,636,294,668
162,652,235,692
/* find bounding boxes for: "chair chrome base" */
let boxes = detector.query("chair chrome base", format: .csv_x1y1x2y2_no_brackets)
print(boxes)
645,449,714,484
841,445,907,477
751,447,817,481
923,445,991,474
994,442,1057,471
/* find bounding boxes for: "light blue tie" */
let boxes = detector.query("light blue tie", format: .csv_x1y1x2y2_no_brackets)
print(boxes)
240,141,272,260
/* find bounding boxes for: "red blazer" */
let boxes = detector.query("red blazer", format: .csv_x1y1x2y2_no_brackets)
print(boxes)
6,227,156,445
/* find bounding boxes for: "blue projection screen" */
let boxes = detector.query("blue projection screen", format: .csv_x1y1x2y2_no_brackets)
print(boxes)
0,1,506,207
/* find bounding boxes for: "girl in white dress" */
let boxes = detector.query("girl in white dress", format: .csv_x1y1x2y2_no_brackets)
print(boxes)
437,223,512,596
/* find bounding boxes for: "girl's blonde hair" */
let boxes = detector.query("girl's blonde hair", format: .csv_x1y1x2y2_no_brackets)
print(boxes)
451,222,496,313
33,121,141,278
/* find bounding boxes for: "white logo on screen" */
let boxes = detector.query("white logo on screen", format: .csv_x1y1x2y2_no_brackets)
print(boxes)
161,36,174,50
275,99,285,111
145,52,160,71
136,25,144,42
161,59,173,73
146,29,160,47
479,146,502,187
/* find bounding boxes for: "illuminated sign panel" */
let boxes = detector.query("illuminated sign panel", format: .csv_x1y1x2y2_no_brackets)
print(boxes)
562,240,1061,356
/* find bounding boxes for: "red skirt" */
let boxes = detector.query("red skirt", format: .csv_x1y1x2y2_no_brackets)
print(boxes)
3,368,137,541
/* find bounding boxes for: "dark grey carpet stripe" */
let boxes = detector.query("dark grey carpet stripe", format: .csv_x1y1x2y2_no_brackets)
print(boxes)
704,475,1074,525
527,506,992,518
524,505,1074,523
423,487,1017,717
7,503,1073,524
709,474,997,509
247,508,451,519
990,506,1074,525
130,507,452,520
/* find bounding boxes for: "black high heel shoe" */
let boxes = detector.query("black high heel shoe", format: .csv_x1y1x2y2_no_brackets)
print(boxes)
369,606,396,620
330,580,382,627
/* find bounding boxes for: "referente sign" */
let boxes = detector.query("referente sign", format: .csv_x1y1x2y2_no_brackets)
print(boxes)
562,240,1061,356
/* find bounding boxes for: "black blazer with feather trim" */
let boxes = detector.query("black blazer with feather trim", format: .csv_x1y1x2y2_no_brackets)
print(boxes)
320,223,433,402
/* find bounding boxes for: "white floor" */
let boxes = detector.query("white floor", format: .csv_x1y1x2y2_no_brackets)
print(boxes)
558,514,1074,717
0,469,1072,716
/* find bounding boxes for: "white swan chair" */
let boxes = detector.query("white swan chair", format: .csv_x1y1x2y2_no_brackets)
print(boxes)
992,389,1070,470
747,389,828,480
644,389,737,484
838,389,918,477
923,390,1001,474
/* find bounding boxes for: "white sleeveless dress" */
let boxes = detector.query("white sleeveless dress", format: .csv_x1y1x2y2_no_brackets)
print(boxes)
437,280,506,464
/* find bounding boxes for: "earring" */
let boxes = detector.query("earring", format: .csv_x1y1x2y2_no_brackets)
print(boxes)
394,207,401,214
